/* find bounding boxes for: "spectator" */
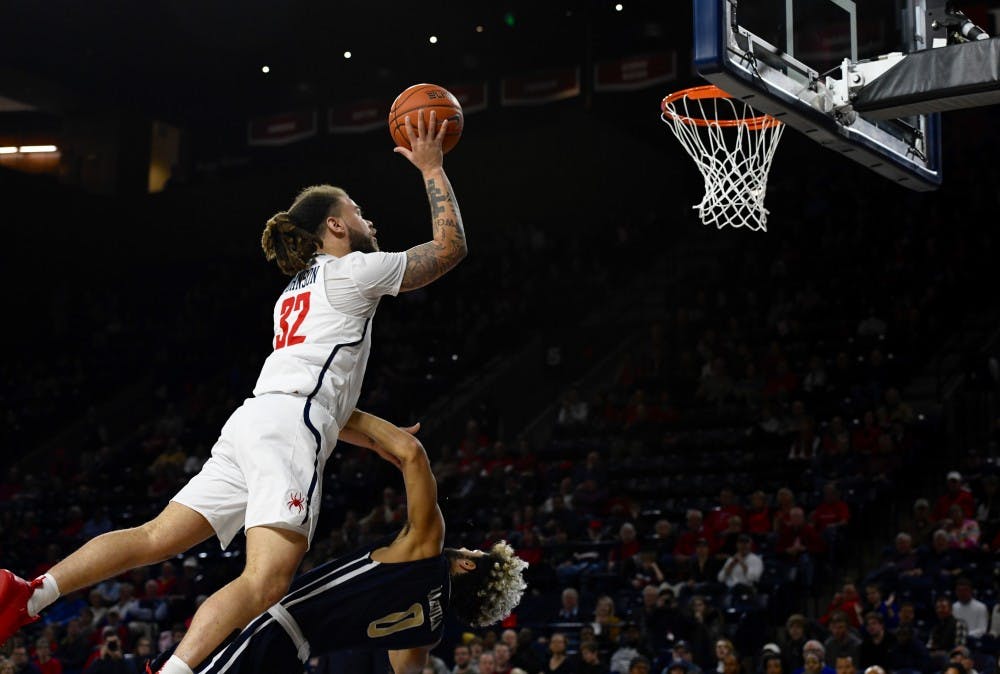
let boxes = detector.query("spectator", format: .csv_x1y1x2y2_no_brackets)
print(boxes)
452,644,478,674
948,646,979,674
650,519,677,568
934,473,976,524
479,651,497,674
494,643,513,674
634,585,672,652
924,529,969,590
578,641,606,674
713,517,745,558
705,487,746,538
611,626,647,674
629,551,665,591
861,584,898,630
888,625,930,674
746,491,772,537
513,629,543,674
675,511,709,564
761,654,783,674
811,484,850,559
859,613,896,670
713,640,734,674
685,596,724,667
895,603,923,642
866,533,923,593
10,645,41,674
557,588,583,622
544,633,576,674
629,657,652,674
833,656,854,674
592,596,624,646
720,655,741,674
906,499,936,547
609,524,642,573
776,507,825,589
824,613,861,669
58,618,91,674
123,637,152,674
779,615,810,674
975,474,1000,543
943,505,980,550
927,596,968,656
772,489,797,532
81,633,129,674
686,539,722,595
792,644,834,674
672,641,703,674
951,578,988,638
717,534,763,593
30,639,60,674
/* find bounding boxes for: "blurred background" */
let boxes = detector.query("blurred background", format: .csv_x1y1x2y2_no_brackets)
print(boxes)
1,1,999,673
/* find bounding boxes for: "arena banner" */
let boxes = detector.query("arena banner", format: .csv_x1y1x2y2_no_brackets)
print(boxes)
247,110,317,146
500,67,581,106
593,52,676,92
328,99,390,134
446,82,488,114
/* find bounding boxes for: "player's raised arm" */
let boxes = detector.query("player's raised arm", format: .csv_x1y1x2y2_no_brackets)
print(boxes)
344,411,444,543
392,111,467,292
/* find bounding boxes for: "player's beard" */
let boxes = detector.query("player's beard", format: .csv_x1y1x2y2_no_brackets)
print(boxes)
348,226,378,253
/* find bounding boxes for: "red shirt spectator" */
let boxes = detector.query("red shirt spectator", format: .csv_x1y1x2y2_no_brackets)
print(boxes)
776,508,826,558
933,472,976,522
746,491,772,535
674,510,709,558
705,487,746,536
811,484,850,532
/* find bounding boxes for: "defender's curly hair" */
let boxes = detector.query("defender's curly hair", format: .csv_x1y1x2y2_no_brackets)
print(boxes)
447,541,528,627
261,185,347,276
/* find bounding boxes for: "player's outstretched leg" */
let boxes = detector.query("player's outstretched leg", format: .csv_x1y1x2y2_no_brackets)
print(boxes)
0,502,214,644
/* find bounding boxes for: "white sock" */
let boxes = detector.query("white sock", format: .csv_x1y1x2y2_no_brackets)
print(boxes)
159,655,194,674
26,573,60,617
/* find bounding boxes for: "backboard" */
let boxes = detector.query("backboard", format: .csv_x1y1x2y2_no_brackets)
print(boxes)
693,0,944,190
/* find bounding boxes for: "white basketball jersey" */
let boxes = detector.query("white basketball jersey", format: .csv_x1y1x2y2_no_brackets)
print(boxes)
253,251,406,430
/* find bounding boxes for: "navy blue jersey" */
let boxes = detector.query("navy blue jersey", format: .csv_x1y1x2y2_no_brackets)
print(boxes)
195,540,451,673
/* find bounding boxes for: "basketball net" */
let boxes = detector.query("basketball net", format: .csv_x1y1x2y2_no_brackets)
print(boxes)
661,85,784,232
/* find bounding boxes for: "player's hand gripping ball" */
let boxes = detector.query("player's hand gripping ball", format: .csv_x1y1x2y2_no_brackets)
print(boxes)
388,83,463,154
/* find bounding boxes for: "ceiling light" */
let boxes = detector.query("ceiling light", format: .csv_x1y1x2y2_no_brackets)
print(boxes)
475,25,484,33
261,65,270,74
19,145,58,153
343,51,352,59
0,147,17,154
429,35,438,44
615,3,624,11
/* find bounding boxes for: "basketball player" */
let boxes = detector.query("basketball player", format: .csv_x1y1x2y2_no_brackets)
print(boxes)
147,408,527,674
0,110,466,674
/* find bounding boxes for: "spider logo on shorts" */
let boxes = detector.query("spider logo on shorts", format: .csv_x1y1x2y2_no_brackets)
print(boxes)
286,490,306,514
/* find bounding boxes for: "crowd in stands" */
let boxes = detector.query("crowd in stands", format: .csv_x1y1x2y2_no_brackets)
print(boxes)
1,102,998,674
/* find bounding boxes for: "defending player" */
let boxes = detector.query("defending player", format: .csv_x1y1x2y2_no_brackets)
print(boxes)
152,409,528,674
0,110,466,674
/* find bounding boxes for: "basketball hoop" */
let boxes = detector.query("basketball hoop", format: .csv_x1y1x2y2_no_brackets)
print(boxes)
661,85,785,232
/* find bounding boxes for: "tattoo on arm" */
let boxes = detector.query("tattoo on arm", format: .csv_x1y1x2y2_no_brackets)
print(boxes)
401,174,467,291
427,179,448,218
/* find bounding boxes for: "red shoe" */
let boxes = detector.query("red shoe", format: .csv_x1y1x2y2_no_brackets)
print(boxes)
0,570,42,643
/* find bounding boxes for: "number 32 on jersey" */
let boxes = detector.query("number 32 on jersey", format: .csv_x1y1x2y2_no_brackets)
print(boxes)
275,291,310,349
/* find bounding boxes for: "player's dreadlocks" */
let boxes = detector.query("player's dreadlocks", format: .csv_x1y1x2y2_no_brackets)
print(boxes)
446,541,528,627
262,184,347,276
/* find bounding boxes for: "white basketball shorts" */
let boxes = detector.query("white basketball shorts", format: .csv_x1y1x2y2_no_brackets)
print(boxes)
172,393,339,549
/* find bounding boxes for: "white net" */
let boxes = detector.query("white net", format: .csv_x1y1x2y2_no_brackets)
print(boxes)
661,88,784,232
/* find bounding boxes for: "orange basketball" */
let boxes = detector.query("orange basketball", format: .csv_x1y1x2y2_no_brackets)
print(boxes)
388,83,463,154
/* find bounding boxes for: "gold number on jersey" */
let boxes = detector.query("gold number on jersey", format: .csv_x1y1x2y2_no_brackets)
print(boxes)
366,603,425,638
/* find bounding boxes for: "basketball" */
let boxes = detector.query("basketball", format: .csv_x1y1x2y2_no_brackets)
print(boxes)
388,83,463,154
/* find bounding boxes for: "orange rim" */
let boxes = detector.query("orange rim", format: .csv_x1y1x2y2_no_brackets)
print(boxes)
661,84,781,130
